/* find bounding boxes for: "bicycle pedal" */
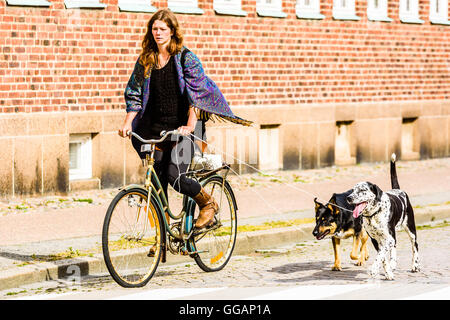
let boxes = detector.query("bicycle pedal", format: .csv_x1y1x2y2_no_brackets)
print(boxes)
180,248,190,256
194,224,213,231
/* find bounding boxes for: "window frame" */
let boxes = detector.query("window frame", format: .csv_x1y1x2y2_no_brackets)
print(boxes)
399,0,424,24
117,0,157,12
429,0,450,25
256,0,287,18
367,0,393,22
5,0,51,7
332,0,361,21
258,124,280,171
168,0,204,14
69,133,93,181
296,0,325,20
213,0,247,16
64,0,107,9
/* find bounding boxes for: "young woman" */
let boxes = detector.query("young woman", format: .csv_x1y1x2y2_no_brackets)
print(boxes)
119,9,251,253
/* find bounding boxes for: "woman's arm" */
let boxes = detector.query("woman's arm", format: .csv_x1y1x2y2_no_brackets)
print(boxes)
124,58,145,114
119,58,144,138
178,107,197,136
118,111,138,138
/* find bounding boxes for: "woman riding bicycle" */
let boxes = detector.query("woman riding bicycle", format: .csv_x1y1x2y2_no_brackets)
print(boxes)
118,9,251,254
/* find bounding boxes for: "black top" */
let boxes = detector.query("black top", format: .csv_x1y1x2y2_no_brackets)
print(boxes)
136,56,188,140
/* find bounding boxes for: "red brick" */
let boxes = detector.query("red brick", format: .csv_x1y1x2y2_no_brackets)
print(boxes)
0,1,448,113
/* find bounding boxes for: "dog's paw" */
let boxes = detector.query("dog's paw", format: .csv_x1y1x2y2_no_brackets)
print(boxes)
385,272,395,281
331,265,342,271
411,265,420,273
355,260,365,266
369,266,379,278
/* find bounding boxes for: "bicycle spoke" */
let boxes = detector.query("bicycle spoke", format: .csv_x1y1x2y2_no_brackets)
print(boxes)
192,176,237,272
102,189,162,287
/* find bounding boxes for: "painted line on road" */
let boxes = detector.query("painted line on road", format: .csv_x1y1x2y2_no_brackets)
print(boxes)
401,286,450,300
109,287,227,300
246,284,375,300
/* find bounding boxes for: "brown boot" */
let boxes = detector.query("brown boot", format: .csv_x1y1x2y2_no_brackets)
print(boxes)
147,244,157,257
194,187,218,229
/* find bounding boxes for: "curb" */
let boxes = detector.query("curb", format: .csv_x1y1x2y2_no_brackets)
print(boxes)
0,206,449,292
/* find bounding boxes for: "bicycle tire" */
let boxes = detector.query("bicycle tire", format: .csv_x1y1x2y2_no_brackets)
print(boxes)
102,187,164,287
191,175,237,272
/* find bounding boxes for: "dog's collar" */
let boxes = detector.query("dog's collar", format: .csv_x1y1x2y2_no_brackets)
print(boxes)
362,203,382,219
362,212,379,218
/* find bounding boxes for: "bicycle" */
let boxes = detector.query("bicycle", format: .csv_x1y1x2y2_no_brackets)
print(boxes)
102,130,238,287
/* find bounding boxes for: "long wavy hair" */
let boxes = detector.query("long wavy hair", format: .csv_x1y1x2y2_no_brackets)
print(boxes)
139,9,184,76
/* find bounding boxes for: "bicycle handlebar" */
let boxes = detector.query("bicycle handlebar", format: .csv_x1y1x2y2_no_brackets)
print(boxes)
127,130,179,144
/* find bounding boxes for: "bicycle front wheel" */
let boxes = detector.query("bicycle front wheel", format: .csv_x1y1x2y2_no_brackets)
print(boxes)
192,175,237,272
102,188,163,287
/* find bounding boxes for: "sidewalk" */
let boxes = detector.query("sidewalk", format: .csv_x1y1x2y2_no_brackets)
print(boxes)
0,157,449,291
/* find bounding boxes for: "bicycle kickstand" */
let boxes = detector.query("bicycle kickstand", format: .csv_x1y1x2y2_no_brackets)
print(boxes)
161,242,167,263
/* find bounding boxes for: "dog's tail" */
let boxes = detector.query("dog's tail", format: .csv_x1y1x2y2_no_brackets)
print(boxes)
390,153,400,189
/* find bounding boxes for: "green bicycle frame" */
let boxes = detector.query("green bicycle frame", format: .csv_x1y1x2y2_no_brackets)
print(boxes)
121,142,231,245
143,152,195,241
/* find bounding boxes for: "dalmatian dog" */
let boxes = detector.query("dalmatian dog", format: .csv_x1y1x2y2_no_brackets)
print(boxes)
346,154,420,280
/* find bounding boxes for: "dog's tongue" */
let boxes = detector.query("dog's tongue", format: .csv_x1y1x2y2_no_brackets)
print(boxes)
353,202,366,218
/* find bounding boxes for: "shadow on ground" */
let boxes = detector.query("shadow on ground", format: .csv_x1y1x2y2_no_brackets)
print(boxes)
268,261,368,283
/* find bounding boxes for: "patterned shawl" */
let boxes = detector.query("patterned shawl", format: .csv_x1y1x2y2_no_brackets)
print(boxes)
124,46,252,129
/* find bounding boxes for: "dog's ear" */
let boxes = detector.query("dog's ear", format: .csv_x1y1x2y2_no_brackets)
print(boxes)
328,194,339,214
369,183,383,201
314,197,320,209
314,197,324,209
330,194,337,204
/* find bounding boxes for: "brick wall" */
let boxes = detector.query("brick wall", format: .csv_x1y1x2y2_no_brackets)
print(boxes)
0,0,449,197
0,0,448,113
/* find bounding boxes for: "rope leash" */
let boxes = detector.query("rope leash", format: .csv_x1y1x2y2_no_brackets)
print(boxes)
170,133,353,214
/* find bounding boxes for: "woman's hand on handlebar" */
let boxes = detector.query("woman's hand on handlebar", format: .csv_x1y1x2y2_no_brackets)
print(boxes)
118,124,132,138
177,125,194,136
118,111,137,138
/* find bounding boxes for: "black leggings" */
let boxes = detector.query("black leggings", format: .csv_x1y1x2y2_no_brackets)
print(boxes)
132,135,201,199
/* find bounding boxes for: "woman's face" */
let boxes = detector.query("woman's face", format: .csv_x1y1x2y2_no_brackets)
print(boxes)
152,20,173,48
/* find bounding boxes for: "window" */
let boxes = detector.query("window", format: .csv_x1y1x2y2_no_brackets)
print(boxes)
296,0,325,19
5,0,51,6
430,0,450,25
332,0,361,20
259,125,280,171
256,0,287,18
213,0,247,16
367,0,393,22
69,134,92,180
401,118,420,160
64,0,106,9
399,0,424,23
168,0,204,14
118,0,156,12
335,121,356,166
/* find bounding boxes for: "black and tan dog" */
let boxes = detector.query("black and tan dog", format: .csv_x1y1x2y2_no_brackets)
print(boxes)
313,191,369,271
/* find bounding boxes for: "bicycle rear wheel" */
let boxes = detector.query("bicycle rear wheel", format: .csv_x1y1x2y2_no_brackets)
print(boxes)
102,188,163,287
191,175,237,272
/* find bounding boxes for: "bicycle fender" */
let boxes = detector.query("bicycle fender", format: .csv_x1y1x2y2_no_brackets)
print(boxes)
223,179,238,212
200,175,238,212
118,184,145,192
